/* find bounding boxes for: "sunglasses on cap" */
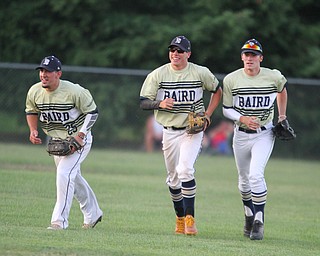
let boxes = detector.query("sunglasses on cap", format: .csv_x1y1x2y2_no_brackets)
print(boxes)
241,39,263,54
242,43,262,51
169,47,185,54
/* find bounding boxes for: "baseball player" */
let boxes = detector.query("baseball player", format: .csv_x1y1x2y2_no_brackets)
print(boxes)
139,36,222,235
25,56,103,230
222,39,288,240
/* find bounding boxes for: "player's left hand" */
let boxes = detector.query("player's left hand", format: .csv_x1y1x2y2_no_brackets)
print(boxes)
272,119,296,140
46,136,84,156
186,112,210,134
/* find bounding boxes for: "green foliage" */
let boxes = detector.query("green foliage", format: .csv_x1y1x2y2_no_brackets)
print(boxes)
0,143,319,255
0,0,319,77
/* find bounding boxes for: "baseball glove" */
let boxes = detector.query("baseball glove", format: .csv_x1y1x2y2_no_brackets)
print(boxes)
46,136,83,156
272,119,296,141
186,112,210,134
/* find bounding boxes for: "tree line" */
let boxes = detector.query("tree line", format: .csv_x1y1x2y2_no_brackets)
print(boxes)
0,0,319,78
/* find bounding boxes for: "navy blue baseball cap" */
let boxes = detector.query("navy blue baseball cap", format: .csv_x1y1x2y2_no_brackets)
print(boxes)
168,36,191,52
36,56,62,72
241,39,263,55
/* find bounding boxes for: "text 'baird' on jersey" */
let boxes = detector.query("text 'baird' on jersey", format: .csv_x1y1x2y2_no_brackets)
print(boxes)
236,95,276,109
41,111,70,122
163,90,196,102
156,86,204,104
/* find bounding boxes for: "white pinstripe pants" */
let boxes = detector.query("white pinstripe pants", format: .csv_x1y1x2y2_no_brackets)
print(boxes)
162,128,203,189
233,126,275,194
50,133,102,229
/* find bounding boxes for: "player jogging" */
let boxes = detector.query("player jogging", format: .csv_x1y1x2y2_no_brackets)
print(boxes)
223,39,289,240
25,56,103,230
139,36,222,235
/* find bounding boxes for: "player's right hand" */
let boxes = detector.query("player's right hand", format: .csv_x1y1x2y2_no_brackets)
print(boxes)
160,98,175,110
29,130,42,144
240,116,260,130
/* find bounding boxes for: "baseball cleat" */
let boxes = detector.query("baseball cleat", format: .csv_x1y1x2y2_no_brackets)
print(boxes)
250,220,264,240
175,217,185,234
185,215,198,235
47,224,63,230
82,215,102,229
243,215,254,237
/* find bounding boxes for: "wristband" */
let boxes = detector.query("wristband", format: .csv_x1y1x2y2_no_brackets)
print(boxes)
278,115,287,121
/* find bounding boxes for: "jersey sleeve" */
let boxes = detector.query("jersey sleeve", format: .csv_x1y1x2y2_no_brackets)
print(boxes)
222,75,234,108
273,69,287,92
25,85,39,114
200,66,220,92
76,87,97,114
140,70,160,100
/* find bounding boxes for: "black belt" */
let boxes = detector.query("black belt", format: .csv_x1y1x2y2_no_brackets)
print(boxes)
238,126,266,133
163,126,187,130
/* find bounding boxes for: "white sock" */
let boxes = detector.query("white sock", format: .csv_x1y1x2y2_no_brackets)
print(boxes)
244,206,253,216
255,211,263,223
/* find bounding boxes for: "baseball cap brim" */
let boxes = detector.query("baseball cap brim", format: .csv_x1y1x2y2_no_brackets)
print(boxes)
241,49,262,55
168,43,189,52
35,65,56,72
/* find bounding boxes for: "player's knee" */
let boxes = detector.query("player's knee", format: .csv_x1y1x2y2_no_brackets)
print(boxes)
249,175,265,188
178,171,195,182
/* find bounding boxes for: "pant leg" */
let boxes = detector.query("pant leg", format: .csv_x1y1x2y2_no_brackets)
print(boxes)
74,173,103,224
249,130,275,193
50,134,102,228
163,130,203,186
249,130,275,217
232,130,252,193
51,152,83,229
233,129,275,220
233,130,255,215
176,132,203,182
163,129,183,189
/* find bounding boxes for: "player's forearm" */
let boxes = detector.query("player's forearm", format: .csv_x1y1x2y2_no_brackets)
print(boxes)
223,107,242,121
277,89,287,118
205,88,222,117
140,98,161,110
26,113,42,144
26,113,39,132
79,109,99,134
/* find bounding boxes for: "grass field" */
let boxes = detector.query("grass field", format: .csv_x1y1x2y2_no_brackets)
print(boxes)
0,142,319,256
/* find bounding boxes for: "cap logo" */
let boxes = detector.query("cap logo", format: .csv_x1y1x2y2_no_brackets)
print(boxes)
175,37,183,44
43,58,51,66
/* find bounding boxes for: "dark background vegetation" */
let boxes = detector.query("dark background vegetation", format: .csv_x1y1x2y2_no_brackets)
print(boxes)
1,0,319,78
0,0,319,159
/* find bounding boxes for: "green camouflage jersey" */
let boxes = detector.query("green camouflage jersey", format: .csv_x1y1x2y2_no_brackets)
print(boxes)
140,62,219,127
25,80,97,139
223,67,287,128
